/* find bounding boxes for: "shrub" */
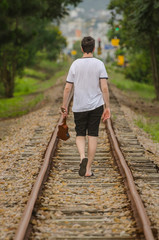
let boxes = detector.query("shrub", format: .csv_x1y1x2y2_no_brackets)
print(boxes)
124,50,152,84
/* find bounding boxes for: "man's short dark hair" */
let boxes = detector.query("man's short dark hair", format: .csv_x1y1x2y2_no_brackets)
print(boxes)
81,36,95,54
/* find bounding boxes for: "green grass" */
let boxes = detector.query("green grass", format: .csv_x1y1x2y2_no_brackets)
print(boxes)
14,68,66,97
24,68,46,80
109,66,156,100
38,58,68,72
39,59,58,70
37,69,66,91
0,57,69,118
14,77,39,96
0,94,44,118
135,118,159,142
0,96,24,117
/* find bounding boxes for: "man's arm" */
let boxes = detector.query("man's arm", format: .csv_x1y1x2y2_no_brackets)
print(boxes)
61,82,73,116
100,79,110,122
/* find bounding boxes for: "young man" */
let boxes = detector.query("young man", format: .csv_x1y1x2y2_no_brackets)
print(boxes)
61,36,110,177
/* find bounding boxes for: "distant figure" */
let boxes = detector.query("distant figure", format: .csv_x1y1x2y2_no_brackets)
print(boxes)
61,36,110,177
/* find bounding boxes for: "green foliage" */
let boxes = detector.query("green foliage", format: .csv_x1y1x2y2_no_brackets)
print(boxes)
106,52,112,63
14,77,38,96
29,24,67,62
0,94,44,118
38,58,62,71
0,96,25,118
129,0,159,44
73,41,83,59
0,0,82,98
0,57,69,118
108,0,159,99
124,50,152,84
115,48,125,57
109,66,155,100
107,28,114,42
38,70,66,90
44,27,66,61
14,57,69,97
24,68,46,80
135,118,159,142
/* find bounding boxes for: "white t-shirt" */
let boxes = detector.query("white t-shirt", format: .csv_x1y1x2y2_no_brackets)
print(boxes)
66,57,108,112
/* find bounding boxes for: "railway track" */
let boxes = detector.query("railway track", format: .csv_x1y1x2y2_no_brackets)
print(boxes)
14,89,157,240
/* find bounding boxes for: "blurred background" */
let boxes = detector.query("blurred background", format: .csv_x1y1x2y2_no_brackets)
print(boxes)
0,0,159,142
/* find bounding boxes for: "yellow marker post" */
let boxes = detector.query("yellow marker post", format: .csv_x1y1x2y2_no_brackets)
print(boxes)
117,55,124,66
111,38,120,47
71,50,77,56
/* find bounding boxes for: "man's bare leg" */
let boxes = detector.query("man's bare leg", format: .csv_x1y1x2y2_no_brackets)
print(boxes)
76,136,86,162
85,136,98,176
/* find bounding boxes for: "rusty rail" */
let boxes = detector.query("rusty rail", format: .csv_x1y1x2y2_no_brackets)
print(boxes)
14,90,73,240
14,87,155,240
106,118,155,240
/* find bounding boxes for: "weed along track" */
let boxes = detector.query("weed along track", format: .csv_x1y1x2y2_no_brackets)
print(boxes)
14,91,157,240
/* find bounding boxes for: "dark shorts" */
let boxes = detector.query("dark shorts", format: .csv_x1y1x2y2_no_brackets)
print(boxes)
73,105,103,137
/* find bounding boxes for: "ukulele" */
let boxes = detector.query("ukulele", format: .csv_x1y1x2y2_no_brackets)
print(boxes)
57,117,70,141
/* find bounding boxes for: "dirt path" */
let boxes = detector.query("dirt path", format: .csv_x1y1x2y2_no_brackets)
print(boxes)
110,83,159,118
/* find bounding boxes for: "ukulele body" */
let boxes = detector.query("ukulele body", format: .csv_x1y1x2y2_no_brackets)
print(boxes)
57,117,70,141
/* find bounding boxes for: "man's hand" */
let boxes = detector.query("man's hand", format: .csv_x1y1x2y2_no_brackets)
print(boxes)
61,107,68,117
101,107,110,122
61,82,73,117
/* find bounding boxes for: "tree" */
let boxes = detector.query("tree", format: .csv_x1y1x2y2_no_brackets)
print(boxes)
0,0,82,98
130,0,159,99
108,0,159,99
38,26,67,61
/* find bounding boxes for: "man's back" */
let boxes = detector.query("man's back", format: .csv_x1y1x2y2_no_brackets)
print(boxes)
67,57,108,112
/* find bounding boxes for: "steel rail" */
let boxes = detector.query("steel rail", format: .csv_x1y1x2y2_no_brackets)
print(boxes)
14,90,73,240
14,86,154,240
106,118,155,240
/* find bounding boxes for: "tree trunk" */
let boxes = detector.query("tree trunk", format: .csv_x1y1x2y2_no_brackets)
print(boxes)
150,39,159,100
1,51,15,98
4,69,14,98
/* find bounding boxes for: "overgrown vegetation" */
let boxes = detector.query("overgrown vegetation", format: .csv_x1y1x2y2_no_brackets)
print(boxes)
0,56,70,118
107,0,159,100
108,65,159,142
72,41,83,59
0,0,82,98
135,118,159,142
0,94,44,118
109,66,155,100
124,51,152,85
